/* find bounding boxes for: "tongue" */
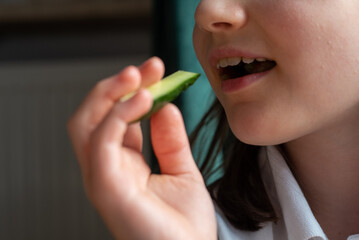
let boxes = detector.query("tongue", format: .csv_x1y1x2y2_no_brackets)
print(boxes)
220,61,276,80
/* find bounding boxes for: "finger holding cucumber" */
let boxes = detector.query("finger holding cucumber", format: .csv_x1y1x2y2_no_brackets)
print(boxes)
122,70,200,122
67,57,216,240
67,57,164,169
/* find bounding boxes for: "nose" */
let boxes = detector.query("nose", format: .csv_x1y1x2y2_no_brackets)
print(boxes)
195,0,247,33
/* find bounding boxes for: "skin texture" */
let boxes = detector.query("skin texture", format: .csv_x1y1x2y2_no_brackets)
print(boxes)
67,57,217,240
193,0,359,239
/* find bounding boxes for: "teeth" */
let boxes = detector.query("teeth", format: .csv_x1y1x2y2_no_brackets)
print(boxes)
217,57,268,69
227,57,242,66
219,58,228,68
255,57,266,62
242,57,255,64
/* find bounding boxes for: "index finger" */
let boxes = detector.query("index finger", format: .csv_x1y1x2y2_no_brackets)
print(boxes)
139,56,165,88
68,66,141,147
72,57,165,129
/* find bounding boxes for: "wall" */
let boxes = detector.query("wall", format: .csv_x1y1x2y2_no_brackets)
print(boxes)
0,5,152,239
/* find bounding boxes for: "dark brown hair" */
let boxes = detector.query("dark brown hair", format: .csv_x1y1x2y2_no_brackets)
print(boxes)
190,98,277,231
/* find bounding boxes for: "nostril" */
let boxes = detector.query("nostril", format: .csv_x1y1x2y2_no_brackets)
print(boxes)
212,22,233,30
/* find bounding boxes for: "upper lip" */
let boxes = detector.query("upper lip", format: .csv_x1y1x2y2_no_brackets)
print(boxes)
209,47,274,68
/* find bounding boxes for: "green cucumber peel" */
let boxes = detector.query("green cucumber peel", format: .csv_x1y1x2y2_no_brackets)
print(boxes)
121,70,200,123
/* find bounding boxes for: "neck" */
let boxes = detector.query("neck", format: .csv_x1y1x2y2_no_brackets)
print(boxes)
283,115,359,239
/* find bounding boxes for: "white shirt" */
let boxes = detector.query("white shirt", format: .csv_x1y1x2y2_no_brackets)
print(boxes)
215,146,359,240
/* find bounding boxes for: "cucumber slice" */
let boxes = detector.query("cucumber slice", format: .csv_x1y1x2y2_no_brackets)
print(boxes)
122,70,200,122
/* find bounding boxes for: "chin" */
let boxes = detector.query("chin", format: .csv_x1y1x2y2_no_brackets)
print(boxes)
226,112,292,147
231,129,284,146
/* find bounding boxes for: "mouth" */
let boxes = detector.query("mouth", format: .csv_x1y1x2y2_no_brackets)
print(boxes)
216,57,277,80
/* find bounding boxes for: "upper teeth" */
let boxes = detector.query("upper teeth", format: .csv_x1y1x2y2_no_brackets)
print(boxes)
216,57,268,69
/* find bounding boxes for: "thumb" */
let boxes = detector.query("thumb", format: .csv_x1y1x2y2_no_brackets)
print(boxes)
150,104,201,179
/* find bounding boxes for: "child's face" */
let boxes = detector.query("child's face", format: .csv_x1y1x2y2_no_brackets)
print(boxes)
193,0,359,145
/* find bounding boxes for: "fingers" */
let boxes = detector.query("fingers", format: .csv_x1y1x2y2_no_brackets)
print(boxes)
90,89,153,172
139,56,165,88
70,56,164,125
92,89,152,147
150,104,202,180
88,56,163,105
68,66,141,159
74,56,164,129
123,123,144,152
68,57,164,163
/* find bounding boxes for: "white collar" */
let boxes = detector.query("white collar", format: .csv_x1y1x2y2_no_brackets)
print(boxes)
264,146,359,240
263,146,327,240
215,145,359,240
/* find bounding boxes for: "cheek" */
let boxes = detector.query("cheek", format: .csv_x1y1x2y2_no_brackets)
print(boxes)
192,26,208,67
221,81,305,146
224,69,359,147
193,27,221,91
222,67,359,147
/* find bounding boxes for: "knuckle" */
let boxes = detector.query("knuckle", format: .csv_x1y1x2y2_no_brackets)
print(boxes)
93,79,108,95
89,118,125,148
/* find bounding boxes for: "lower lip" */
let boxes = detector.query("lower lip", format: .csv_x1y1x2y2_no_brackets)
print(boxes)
220,71,270,93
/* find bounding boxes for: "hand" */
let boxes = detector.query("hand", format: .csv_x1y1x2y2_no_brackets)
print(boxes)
67,57,217,240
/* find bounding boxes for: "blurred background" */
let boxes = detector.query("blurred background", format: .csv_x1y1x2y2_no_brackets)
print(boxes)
0,0,213,239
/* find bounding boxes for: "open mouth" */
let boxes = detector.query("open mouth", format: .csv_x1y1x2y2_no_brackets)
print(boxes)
217,57,276,80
